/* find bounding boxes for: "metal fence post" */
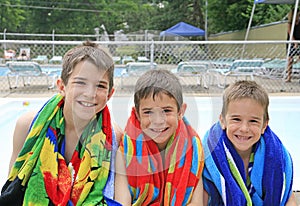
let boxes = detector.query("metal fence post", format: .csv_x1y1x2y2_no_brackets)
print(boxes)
52,30,55,57
150,40,154,69
4,29,6,50
94,27,100,41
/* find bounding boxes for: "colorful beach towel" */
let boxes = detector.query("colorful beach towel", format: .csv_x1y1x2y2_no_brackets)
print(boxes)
202,122,294,206
120,108,204,206
0,94,115,205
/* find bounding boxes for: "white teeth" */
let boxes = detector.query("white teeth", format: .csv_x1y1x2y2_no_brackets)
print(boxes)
237,135,249,140
152,128,166,132
80,102,95,107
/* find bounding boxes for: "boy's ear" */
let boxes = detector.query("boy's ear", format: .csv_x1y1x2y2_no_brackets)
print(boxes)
178,103,187,119
261,120,269,134
107,88,115,101
56,78,65,96
219,114,226,130
134,107,140,121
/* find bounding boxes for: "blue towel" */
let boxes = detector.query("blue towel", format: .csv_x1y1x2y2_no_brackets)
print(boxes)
202,122,294,206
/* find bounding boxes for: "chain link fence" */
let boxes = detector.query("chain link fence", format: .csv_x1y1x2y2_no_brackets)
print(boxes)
0,40,299,97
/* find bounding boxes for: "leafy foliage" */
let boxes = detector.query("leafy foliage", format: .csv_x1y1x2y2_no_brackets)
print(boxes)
0,0,294,37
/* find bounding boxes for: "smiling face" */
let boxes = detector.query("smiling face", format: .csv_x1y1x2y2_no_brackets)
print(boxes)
57,60,114,124
220,98,268,157
136,92,186,151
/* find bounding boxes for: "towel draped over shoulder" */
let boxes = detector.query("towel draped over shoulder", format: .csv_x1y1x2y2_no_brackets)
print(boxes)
120,108,204,206
202,122,294,206
0,94,118,206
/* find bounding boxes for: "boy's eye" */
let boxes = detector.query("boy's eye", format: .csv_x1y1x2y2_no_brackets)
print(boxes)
232,118,240,122
97,84,107,89
250,119,259,124
73,81,85,85
163,109,172,113
143,110,152,115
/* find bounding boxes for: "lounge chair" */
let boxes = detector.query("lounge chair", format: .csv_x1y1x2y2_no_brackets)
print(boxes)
6,61,58,89
207,59,265,88
112,56,121,64
32,55,49,64
137,56,150,62
121,56,135,64
120,62,157,88
49,56,63,64
173,61,210,88
262,58,287,79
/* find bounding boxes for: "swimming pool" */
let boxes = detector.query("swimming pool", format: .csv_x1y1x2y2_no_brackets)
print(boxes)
0,65,126,77
0,96,299,190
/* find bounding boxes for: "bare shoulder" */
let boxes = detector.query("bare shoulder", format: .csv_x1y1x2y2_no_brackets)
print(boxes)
15,110,37,130
9,110,38,171
14,110,38,144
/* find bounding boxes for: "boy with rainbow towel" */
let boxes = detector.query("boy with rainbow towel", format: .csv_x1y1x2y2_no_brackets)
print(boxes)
115,69,204,206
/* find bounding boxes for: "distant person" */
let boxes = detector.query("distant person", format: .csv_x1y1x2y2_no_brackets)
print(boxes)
286,8,300,82
202,80,296,205
0,41,122,205
4,49,16,60
115,69,204,205
17,49,29,61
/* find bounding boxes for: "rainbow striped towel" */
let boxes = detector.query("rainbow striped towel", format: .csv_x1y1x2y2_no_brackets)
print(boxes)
120,108,204,205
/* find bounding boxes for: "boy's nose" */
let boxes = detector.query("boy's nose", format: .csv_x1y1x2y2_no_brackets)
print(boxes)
84,85,97,97
240,122,250,132
150,112,166,124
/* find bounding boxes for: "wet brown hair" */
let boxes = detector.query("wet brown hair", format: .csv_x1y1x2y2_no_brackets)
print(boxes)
134,69,183,112
61,41,114,92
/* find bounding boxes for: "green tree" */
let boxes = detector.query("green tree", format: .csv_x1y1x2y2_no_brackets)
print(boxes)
0,0,293,38
0,0,25,32
207,0,290,34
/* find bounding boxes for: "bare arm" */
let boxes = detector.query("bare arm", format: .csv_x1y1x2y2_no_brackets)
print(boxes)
188,177,203,206
8,111,37,173
285,192,297,206
203,189,209,206
114,148,131,206
288,22,293,39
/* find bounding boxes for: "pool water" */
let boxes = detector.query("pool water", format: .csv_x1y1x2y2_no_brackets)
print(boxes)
0,66,126,77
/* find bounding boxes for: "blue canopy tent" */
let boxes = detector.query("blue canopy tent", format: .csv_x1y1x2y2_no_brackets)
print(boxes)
160,22,205,37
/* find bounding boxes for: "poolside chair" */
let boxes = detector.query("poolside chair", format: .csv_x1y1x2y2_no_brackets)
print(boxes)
207,59,265,88
32,55,49,64
112,56,121,64
137,56,150,62
6,61,58,89
173,61,210,89
211,57,235,69
49,56,63,64
262,58,287,79
121,56,135,64
120,62,157,88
